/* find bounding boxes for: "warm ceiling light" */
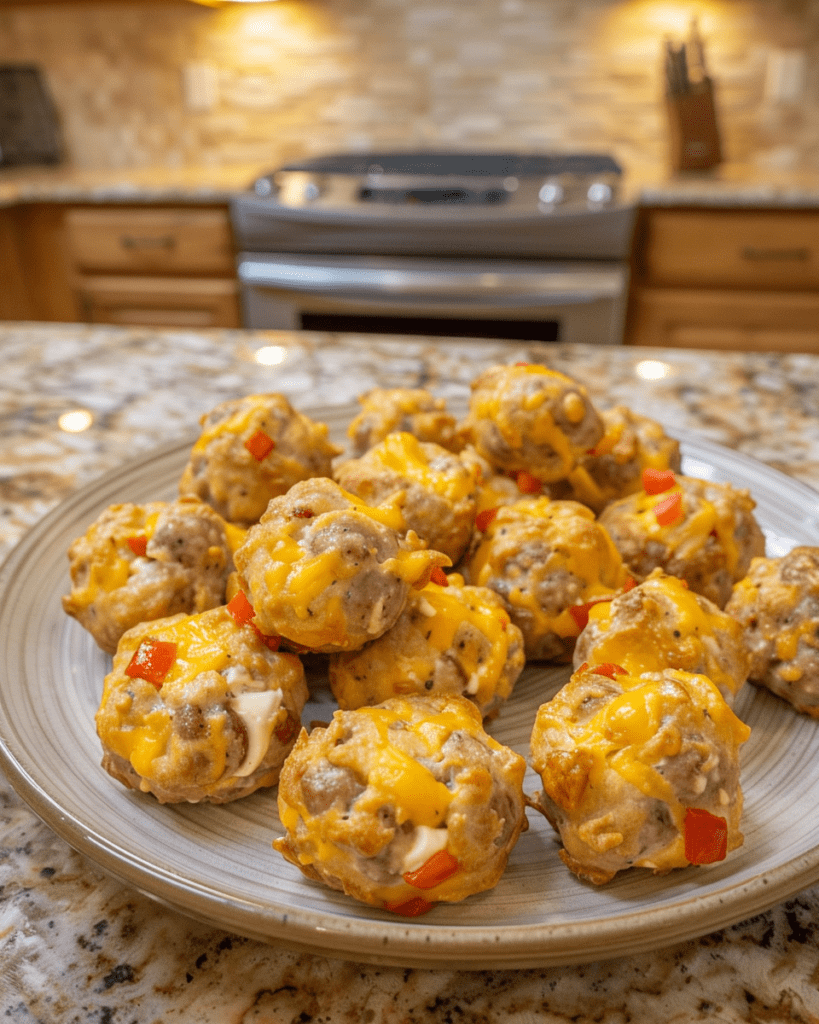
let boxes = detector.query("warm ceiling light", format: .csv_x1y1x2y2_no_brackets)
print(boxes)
190,0,282,6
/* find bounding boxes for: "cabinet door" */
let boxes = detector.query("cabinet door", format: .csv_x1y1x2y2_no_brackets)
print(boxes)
640,210,819,290
0,207,31,319
627,287,819,353
77,276,240,329
65,207,235,275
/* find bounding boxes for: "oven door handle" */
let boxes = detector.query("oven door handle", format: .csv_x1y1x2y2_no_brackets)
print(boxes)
236,258,626,304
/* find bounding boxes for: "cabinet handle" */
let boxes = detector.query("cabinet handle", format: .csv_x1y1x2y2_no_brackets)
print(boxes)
741,246,811,262
119,235,177,251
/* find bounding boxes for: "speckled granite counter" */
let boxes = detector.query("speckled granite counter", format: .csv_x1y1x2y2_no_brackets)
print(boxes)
3,322,819,1023
4,160,819,209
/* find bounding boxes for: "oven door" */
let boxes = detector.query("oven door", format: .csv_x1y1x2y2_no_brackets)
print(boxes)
236,253,628,345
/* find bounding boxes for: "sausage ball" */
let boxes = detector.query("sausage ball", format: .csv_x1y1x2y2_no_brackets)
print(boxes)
232,477,449,654
62,497,238,655
179,393,342,527
274,693,527,914
328,572,525,718
95,605,309,803
334,432,479,564
465,496,629,661
529,665,750,884
726,546,819,716
347,387,463,456
574,569,750,704
556,406,682,514
460,363,604,482
598,473,766,608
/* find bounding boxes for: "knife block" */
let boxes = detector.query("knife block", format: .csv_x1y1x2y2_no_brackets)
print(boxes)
666,78,722,172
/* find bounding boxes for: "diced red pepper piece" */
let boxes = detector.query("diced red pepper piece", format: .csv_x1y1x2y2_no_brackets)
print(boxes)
654,491,683,526
274,713,297,745
593,662,628,680
403,848,459,890
127,534,148,557
684,807,728,864
244,429,276,461
385,896,435,917
292,505,314,518
429,566,449,587
475,507,499,532
642,467,676,494
515,470,543,494
124,638,177,688
622,576,637,592
569,596,612,632
226,590,256,627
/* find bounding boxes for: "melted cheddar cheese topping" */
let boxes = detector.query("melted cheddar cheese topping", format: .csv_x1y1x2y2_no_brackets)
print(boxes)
584,573,746,698
69,505,162,611
277,696,512,903
366,432,476,502
239,486,448,648
97,607,295,793
470,364,590,478
624,482,741,578
192,395,270,454
537,669,750,849
330,574,516,710
468,497,627,640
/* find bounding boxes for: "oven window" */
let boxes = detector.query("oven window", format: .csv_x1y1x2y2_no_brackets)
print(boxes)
299,313,560,342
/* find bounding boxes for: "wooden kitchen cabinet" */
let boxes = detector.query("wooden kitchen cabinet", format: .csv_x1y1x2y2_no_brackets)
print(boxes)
625,207,819,352
3,202,240,329
65,205,240,328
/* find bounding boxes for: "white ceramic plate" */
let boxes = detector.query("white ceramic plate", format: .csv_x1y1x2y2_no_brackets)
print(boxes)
2,404,819,970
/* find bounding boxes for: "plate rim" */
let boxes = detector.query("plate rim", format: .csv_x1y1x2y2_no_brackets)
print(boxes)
2,410,819,969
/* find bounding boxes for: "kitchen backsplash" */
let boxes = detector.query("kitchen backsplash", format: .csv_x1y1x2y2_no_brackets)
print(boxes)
1,0,818,172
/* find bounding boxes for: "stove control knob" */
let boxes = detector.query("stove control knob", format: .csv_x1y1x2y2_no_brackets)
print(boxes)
254,176,275,197
538,182,564,206
587,181,613,205
304,181,321,202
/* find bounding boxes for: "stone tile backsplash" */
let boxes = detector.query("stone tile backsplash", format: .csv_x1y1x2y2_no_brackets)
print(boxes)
2,0,819,172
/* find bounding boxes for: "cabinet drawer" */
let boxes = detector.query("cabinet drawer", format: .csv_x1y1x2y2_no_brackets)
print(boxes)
77,275,240,328
641,209,819,290
65,207,235,275
627,286,819,352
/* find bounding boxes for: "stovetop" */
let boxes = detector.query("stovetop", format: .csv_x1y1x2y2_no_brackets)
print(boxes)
251,151,624,213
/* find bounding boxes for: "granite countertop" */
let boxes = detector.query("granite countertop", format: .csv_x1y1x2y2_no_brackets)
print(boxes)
4,159,819,209
3,322,819,1022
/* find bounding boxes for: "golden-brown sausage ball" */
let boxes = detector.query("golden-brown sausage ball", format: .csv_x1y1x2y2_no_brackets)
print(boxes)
233,477,449,654
460,363,604,482
62,497,239,655
179,393,342,526
574,569,750,704
95,605,309,803
347,387,464,456
598,473,766,608
328,572,525,718
726,546,819,715
465,496,629,661
556,406,682,514
529,665,750,884
334,432,479,564
274,693,527,914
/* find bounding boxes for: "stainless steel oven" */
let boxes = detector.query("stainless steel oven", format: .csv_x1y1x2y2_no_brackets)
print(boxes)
230,152,636,345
